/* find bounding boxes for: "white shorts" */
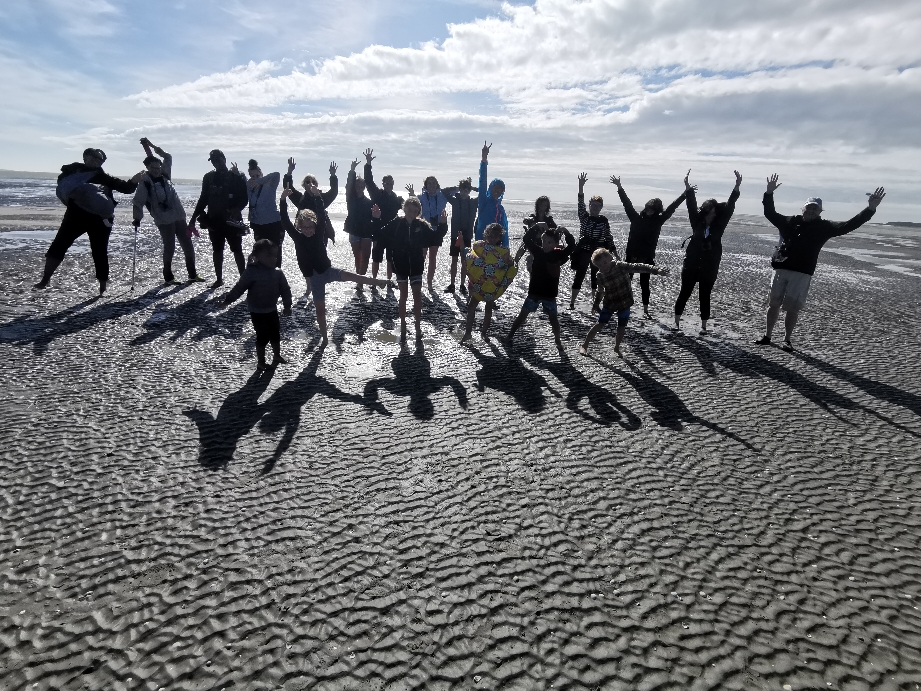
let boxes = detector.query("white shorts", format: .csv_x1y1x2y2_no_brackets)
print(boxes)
769,269,812,311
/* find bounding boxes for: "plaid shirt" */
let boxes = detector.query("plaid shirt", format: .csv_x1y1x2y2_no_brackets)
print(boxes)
593,260,658,312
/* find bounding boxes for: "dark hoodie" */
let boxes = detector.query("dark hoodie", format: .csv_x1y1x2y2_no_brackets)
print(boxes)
681,187,739,280
345,169,374,239
364,163,404,238
621,187,686,263
57,163,137,225
380,217,447,277
763,192,875,276
284,172,338,242
191,168,248,227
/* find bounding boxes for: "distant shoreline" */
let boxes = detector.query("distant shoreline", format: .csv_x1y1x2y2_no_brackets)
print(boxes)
0,169,201,186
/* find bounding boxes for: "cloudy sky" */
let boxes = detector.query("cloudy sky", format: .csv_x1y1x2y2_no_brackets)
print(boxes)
1,0,919,220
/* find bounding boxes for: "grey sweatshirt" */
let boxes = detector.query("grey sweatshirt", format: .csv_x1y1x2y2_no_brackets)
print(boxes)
225,264,292,314
132,153,187,226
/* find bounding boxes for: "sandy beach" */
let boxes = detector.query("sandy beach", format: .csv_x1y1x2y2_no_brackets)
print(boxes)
1,198,920,690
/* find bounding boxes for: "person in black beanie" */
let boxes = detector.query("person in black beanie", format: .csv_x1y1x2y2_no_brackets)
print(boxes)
189,149,249,288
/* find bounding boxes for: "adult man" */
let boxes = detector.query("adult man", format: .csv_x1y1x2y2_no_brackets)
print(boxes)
189,149,248,288
35,148,144,294
133,138,203,284
756,174,885,351
363,148,404,281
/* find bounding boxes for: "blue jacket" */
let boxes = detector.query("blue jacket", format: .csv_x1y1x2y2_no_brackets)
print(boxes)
418,189,447,224
476,161,508,247
247,171,281,225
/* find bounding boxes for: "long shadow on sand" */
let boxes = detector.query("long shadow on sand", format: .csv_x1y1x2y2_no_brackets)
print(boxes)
363,348,468,420
668,335,920,437
468,340,558,414
0,285,185,355
185,346,384,472
129,289,250,346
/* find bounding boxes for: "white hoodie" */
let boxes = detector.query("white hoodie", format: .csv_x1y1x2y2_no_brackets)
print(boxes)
132,153,187,226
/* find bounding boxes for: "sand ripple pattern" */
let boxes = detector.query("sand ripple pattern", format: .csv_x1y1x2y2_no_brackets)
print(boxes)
1,208,920,690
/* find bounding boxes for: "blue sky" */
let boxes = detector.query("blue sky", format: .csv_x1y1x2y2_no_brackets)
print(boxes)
2,0,920,221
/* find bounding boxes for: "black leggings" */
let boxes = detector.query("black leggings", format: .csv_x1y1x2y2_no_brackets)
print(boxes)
674,271,717,321
638,272,651,306
208,223,245,281
250,311,280,361
46,212,111,281
252,221,284,267
571,249,599,301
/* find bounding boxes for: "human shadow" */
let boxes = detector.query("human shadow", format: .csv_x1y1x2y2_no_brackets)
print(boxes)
669,337,920,437
329,289,397,353
469,340,557,414
129,289,249,346
257,345,384,474
0,285,184,355
792,350,921,418
517,347,643,429
183,367,277,471
363,349,468,420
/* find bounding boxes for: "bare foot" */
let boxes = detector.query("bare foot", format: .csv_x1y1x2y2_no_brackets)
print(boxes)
579,344,588,355
614,345,623,358
673,316,680,330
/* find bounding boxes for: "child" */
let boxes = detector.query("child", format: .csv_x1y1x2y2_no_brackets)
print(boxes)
517,195,557,272
579,247,669,357
570,172,615,310
224,239,293,369
374,198,447,342
441,177,479,294
280,190,390,345
505,224,575,351
475,142,509,247
461,222,518,342
406,177,448,291
284,160,338,246
345,159,375,288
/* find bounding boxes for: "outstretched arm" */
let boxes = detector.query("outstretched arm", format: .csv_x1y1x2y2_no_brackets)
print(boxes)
827,187,884,237
661,191,687,222
762,175,789,231
726,170,742,210
613,177,639,222
322,163,339,207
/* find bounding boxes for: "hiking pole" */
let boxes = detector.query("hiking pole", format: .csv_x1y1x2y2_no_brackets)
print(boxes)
131,221,139,292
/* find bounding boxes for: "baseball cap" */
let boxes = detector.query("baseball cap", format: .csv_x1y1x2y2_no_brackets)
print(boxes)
803,197,822,211
208,149,225,161
83,148,106,162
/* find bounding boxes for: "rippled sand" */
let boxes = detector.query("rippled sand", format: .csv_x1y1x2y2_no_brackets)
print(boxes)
1,207,920,690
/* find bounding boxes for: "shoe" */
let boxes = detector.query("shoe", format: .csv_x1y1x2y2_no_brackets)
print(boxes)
256,360,267,371
271,355,288,366
210,279,224,290
754,336,772,346
444,284,455,293
459,284,467,296
33,280,50,290
164,275,180,285
188,275,206,283
781,340,794,352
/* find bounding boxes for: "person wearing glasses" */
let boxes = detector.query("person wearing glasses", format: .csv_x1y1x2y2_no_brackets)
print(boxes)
35,147,144,295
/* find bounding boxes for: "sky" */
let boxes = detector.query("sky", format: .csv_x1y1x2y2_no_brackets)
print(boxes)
1,0,919,221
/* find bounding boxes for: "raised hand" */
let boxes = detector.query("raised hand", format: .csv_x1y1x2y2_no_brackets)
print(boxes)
867,186,886,209
578,172,588,189
371,203,381,219
609,175,621,188
280,188,293,200
230,162,240,174
684,169,693,191
482,141,492,161
364,148,375,164
287,157,296,174
766,173,781,193
733,170,742,188
329,162,338,176
350,159,359,172
405,183,416,196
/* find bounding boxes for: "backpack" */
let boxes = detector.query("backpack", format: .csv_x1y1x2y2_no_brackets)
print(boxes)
56,171,116,218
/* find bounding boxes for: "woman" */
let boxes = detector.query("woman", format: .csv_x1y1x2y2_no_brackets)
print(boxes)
345,159,375,288
284,160,338,247
405,176,448,291
674,169,742,334
246,158,287,267
611,175,686,317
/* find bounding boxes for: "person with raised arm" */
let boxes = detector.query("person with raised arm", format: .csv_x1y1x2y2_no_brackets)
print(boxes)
345,158,375,289
406,176,448,291
188,149,249,289
611,175,686,318
475,142,509,247
756,175,885,352
132,138,203,284
516,196,557,272
673,169,741,334
441,177,478,295
363,148,404,282
284,160,338,248
569,172,615,310
246,158,287,267
34,148,144,295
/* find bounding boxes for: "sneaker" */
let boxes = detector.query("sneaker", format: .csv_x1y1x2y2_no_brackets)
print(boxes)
444,284,455,293
754,336,772,346
781,340,794,352
188,275,206,283
210,279,224,290
164,275,179,285
33,280,50,290
271,355,288,366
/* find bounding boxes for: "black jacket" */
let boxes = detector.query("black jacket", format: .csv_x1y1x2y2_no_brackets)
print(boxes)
345,170,374,239
524,228,575,301
284,173,338,242
443,188,479,239
191,168,248,227
763,193,875,276
681,187,739,279
280,197,331,277
621,187,685,263
363,164,404,239
58,163,137,227
380,217,447,277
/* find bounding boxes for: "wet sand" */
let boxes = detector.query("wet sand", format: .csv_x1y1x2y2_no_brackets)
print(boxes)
1,204,920,690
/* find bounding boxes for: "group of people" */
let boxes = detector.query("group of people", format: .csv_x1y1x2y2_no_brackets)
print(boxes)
35,139,886,367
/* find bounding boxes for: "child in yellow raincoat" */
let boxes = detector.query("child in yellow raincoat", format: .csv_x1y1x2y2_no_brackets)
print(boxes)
461,222,518,342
